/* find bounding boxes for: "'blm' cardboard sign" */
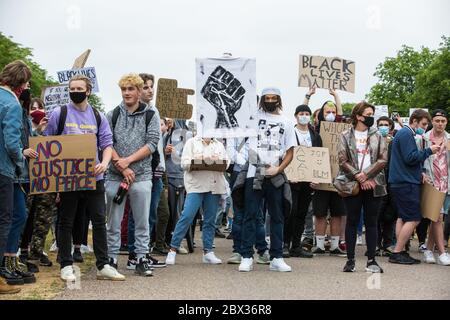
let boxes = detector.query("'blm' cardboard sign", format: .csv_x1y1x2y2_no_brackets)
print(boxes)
156,78,194,119
298,55,355,93
29,135,97,194
316,121,352,192
284,146,332,184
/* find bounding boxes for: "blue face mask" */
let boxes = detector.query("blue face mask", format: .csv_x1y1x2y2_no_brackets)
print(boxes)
415,127,425,135
378,126,389,137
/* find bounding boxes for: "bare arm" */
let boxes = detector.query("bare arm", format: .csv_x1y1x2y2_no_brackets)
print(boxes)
330,89,343,115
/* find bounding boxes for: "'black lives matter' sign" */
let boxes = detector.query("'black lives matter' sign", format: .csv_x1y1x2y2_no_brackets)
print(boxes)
298,55,355,93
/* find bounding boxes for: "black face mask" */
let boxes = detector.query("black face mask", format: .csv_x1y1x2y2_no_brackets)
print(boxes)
362,116,374,128
70,91,88,104
264,102,278,112
19,88,31,103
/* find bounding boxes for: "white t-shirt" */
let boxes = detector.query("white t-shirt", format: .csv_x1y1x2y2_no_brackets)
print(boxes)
294,127,312,147
247,111,296,178
354,130,371,171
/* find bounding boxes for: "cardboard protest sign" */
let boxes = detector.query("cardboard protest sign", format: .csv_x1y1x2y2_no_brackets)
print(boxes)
298,55,355,93
196,57,257,138
41,85,70,114
156,78,194,119
316,121,352,192
29,135,97,194
72,49,91,69
421,182,446,222
284,146,332,184
57,67,99,92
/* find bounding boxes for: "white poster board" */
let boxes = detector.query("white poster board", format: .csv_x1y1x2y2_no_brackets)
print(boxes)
41,85,70,114
196,57,257,138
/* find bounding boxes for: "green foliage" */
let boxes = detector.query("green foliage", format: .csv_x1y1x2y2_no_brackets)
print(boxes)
341,102,355,115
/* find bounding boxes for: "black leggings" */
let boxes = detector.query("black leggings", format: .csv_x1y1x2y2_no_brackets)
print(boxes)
416,218,430,244
285,182,312,249
343,190,381,260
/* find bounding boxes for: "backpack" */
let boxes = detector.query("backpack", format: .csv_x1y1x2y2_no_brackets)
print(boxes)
56,104,103,161
110,105,160,171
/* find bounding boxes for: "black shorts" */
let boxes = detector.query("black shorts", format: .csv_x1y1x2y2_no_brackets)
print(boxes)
390,184,422,222
312,190,346,217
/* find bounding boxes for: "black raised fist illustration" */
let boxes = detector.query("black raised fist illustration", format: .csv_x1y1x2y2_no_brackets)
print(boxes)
201,66,246,129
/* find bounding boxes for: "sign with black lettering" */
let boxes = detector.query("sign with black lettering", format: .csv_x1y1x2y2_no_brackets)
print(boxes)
284,146,332,183
57,67,99,92
298,55,355,93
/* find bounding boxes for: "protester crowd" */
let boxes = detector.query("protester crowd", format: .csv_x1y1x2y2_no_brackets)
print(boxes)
0,59,449,295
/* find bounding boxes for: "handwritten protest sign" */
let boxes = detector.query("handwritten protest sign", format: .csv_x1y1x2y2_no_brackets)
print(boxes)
156,78,194,119
298,55,355,93
41,85,70,114
72,49,91,69
374,105,389,124
316,121,352,192
57,67,99,92
29,135,97,194
284,146,332,183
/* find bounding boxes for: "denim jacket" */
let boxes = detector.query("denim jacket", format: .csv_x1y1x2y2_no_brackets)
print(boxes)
0,86,24,179
337,126,388,197
15,110,35,184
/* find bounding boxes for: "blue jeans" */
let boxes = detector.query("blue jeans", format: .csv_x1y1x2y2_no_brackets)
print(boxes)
6,184,29,253
170,192,219,252
242,178,284,259
128,178,163,253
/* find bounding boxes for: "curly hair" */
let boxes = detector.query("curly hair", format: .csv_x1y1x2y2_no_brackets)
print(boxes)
118,73,144,89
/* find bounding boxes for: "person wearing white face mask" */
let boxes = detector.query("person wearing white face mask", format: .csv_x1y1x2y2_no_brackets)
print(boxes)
284,105,322,258
304,87,347,256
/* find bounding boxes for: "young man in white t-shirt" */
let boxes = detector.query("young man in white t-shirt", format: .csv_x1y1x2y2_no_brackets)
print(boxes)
239,88,295,272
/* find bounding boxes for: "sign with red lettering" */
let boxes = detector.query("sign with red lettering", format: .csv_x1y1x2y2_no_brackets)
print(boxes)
28,135,97,194
298,55,355,93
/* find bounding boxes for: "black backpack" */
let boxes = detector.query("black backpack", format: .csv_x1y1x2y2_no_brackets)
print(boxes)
110,105,160,171
56,104,103,161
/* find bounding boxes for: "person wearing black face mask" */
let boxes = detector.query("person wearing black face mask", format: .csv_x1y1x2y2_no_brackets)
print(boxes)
337,101,388,273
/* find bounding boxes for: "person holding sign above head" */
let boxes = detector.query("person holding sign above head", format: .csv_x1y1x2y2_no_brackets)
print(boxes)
232,87,295,272
44,75,124,282
105,74,160,277
165,135,229,266
419,109,450,266
283,104,321,258
337,102,388,273
305,87,347,256
0,60,32,294
388,109,439,265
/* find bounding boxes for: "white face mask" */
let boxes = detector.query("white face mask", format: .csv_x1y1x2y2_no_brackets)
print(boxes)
297,115,310,125
325,113,336,122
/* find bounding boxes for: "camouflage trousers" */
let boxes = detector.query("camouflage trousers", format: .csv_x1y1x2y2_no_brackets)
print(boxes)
27,193,58,258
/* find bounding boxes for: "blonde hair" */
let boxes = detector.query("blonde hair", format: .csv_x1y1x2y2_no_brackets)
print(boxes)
118,73,144,89
69,75,92,92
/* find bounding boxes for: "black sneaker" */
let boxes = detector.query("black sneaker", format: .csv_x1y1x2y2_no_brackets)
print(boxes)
402,251,421,264
329,247,347,257
126,253,137,270
73,248,84,263
109,258,118,270
39,253,53,267
366,259,384,273
312,247,326,254
388,252,415,265
289,247,313,258
215,229,226,238
152,247,169,255
343,259,356,272
146,254,166,268
135,258,153,277
301,237,314,250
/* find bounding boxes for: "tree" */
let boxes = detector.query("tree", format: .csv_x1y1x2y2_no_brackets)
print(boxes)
366,44,436,115
411,36,450,115
88,94,105,113
0,32,57,97
341,102,356,115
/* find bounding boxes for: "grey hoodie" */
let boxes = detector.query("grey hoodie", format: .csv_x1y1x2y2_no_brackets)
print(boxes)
106,102,160,182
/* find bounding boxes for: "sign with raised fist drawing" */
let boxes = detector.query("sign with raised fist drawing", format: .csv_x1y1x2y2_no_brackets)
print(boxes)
156,78,194,119
196,57,257,138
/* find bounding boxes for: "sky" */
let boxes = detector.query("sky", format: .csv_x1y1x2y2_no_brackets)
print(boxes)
1,0,449,119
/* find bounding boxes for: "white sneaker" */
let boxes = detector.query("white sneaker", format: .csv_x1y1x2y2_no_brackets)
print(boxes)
97,264,125,281
419,243,427,253
270,258,292,272
202,252,222,264
239,257,253,272
423,250,436,264
356,235,363,246
60,266,76,282
437,252,450,266
50,241,58,252
177,245,188,255
166,251,176,265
